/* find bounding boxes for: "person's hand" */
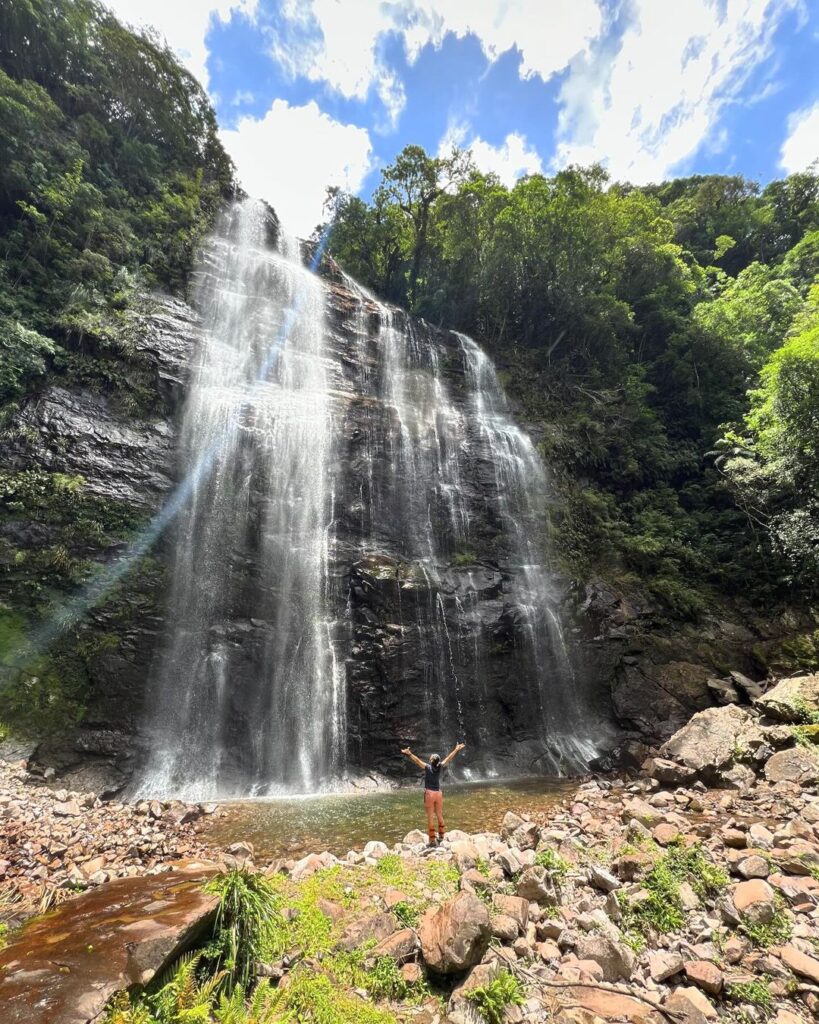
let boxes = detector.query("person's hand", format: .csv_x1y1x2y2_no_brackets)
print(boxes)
456,742,466,752
401,747,412,756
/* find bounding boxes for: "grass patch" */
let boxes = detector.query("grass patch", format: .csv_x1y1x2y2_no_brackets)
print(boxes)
533,848,569,879
616,842,727,943
741,900,793,948
391,900,419,928
268,970,397,1024
726,977,774,1014
467,970,525,1024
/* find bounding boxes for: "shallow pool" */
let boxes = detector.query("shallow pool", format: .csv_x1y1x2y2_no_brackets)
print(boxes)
200,775,577,860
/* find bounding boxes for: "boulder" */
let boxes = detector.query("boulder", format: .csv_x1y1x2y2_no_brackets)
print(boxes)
765,748,819,785
0,865,218,1024
756,674,819,722
556,985,661,1023
588,865,620,893
659,705,751,779
492,894,529,929
338,912,397,951
706,677,740,705
573,934,635,982
372,927,418,962
665,988,717,1024
647,757,696,786
417,892,490,974
622,798,664,828
501,811,525,838
732,879,776,925
516,865,554,902
730,670,765,701
490,914,519,942
652,823,680,846
649,950,684,981
450,840,479,872
362,841,389,860
780,945,819,985
683,960,723,995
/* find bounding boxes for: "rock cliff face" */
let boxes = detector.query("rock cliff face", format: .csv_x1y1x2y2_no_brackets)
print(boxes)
2,212,816,794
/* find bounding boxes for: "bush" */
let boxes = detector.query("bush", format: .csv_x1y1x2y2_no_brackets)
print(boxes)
204,870,285,988
467,970,525,1024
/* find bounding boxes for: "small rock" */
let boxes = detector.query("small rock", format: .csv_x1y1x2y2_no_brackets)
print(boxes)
649,951,684,982
780,944,819,985
683,960,723,996
573,934,635,982
588,865,620,892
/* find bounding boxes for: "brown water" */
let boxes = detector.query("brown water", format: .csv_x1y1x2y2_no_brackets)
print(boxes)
202,776,576,859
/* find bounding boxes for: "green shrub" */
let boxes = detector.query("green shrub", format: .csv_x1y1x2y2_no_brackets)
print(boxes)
742,902,792,948
726,977,773,1013
466,970,525,1024
533,849,568,879
204,871,285,988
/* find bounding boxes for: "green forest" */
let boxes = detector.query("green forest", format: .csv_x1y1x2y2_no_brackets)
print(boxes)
1,0,818,674
326,150,819,614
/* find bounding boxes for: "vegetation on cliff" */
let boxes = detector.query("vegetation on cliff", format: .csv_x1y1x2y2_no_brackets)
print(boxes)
326,150,819,615
0,0,233,731
0,0,233,416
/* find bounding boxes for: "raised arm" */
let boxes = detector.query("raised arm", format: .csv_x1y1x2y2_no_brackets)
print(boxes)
401,747,427,771
441,742,466,767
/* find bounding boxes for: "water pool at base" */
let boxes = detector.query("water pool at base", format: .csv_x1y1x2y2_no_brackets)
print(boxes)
200,776,578,860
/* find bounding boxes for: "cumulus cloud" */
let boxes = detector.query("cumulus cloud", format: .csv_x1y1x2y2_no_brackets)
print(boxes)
269,0,604,126
103,0,258,87
553,0,801,184
220,100,374,236
780,100,819,174
440,123,543,186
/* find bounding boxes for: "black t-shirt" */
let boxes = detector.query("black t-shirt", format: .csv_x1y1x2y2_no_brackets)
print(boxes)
424,762,442,791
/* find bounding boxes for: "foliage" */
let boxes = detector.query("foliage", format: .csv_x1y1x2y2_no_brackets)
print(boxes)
204,871,285,989
466,970,525,1024
534,848,569,879
266,970,397,1024
617,842,726,941
726,977,774,1013
741,901,793,948
327,150,819,610
0,0,233,422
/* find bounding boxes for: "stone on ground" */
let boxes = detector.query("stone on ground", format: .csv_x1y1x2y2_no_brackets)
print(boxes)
765,748,819,785
573,933,635,981
0,865,218,1024
417,891,490,974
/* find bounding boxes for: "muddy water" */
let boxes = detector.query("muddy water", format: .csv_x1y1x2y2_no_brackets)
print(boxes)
201,776,576,859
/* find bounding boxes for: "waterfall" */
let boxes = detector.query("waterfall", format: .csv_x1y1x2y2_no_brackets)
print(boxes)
136,198,599,799
138,201,344,798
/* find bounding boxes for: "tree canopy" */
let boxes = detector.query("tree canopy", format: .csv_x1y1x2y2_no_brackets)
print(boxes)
326,148,819,612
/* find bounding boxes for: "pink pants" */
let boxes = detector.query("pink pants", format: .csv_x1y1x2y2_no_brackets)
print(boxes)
424,789,445,840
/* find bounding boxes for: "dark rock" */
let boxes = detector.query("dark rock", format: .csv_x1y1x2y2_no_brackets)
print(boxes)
0,864,218,1024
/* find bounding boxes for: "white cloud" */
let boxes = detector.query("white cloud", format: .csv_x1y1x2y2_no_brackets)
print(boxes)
439,123,542,186
269,0,604,126
220,100,373,236
780,100,819,174
102,0,257,87
554,0,801,184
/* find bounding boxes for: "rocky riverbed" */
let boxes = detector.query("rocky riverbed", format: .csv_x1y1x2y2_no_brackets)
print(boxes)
2,673,819,1023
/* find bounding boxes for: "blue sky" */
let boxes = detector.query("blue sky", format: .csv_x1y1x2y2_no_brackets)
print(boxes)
108,0,819,235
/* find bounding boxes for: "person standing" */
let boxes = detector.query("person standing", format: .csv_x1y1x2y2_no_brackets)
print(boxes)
401,742,466,845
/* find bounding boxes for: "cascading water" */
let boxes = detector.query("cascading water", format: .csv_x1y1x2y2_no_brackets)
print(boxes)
138,201,345,798
137,198,600,799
